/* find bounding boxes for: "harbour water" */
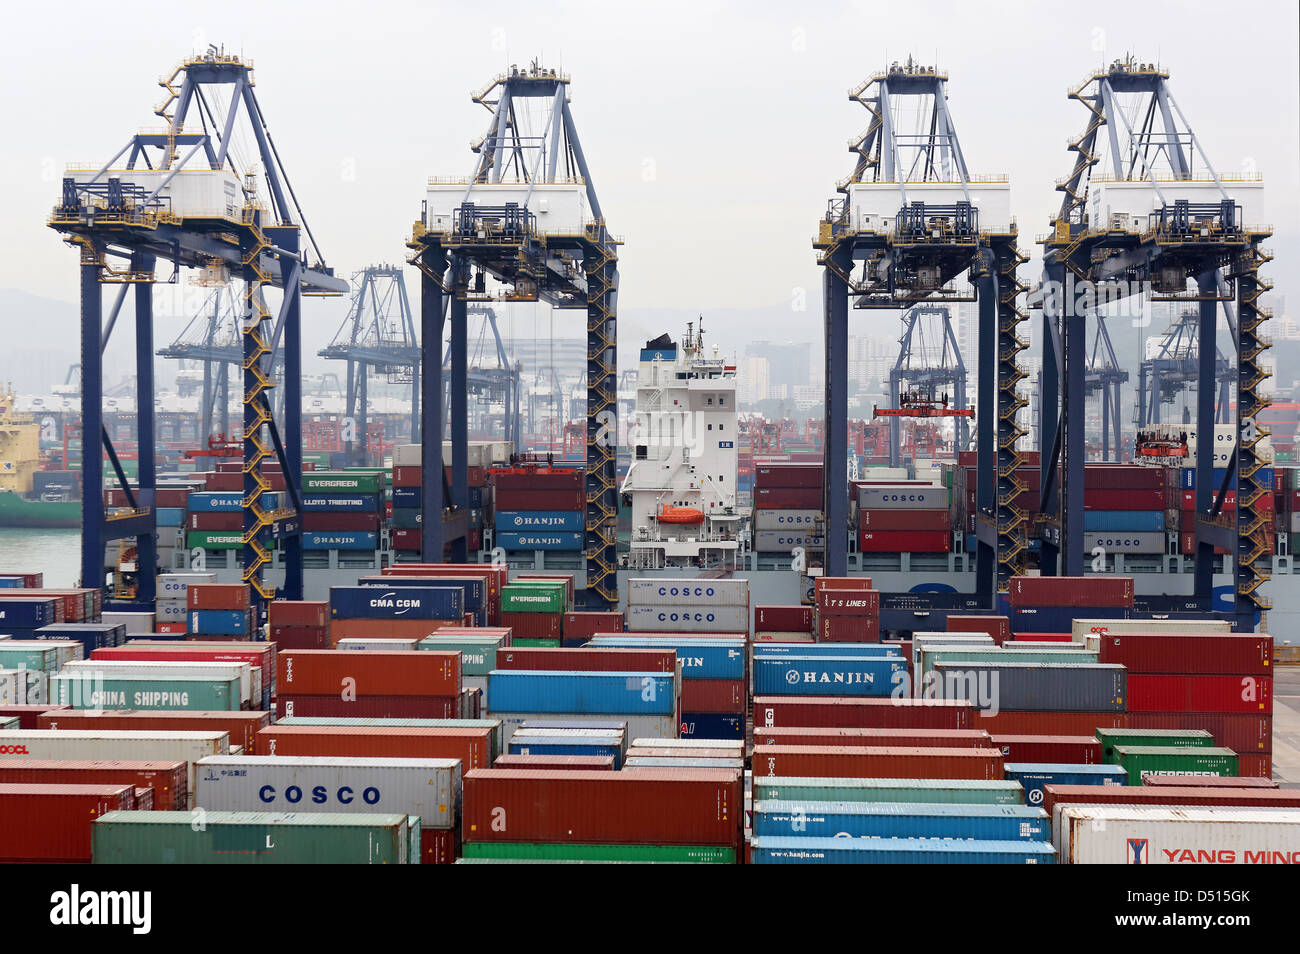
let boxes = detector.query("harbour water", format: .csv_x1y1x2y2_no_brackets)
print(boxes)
0,527,80,587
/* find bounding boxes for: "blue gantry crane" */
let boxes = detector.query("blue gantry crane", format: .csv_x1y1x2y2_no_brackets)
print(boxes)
1037,55,1271,628
1084,315,1129,460
441,305,523,453
1135,309,1233,429
48,47,346,613
816,58,1028,621
884,304,970,468
318,265,421,466
408,61,619,607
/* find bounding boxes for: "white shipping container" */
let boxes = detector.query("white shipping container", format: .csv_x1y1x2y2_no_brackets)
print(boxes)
753,531,825,551
393,443,422,467
492,712,677,747
195,755,461,829
1083,532,1168,554
157,573,218,600
629,737,745,755
626,603,750,633
1070,618,1232,640
156,599,189,620
21,669,47,704
626,578,749,607
62,660,252,706
336,638,421,652
623,756,743,769
156,528,185,549
101,612,155,635
753,509,823,531
911,633,996,671
856,486,950,509
1056,805,1300,865
0,670,17,706
0,729,229,807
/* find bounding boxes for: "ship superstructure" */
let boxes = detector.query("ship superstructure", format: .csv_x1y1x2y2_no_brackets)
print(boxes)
620,322,742,568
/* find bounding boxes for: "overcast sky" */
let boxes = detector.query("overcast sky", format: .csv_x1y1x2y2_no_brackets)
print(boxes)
2,0,1296,353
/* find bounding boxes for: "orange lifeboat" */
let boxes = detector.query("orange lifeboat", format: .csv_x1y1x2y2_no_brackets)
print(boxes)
655,504,705,525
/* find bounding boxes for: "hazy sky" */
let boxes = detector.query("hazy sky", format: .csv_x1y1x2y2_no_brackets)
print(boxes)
3,0,1297,329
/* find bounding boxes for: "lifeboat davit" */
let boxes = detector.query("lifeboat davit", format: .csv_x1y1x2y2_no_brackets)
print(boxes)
656,505,705,525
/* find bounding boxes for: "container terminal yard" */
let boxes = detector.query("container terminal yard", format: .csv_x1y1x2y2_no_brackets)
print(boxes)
2,5,1300,892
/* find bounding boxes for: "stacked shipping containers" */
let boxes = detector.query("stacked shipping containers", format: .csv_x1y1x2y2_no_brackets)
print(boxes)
187,584,255,638
752,463,824,554
856,481,951,553
491,464,585,553
299,470,385,552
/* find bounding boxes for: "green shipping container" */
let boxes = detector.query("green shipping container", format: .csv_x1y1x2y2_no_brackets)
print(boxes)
51,674,242,711
186,531,278,551
501,583,566,614
918,646,1096,677
752,776,1025,805
418,633,509,676
512,637,561,648
274,716,505,761
1112,745,1239,785
461,842,736,863
301,471,385,494
1096,728,1216,763
0,646,62,673
91,811,411,864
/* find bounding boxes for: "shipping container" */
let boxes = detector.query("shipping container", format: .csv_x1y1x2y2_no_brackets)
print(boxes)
1055,806,1300,865
1043,784,1300,844
65,658,252,706
280,649,459,697
754,605,813,633
269,601,330,628
491,712,676,746
487,670,677,716
37,710,269,755
276,696,459,720
626,578,749,607
753,509,823,531
1008,576,1134,607
187,584,250,611
856,486,950,509
753,799,1048,841
931,661,1127,712
493,754,616,771
991,735,1103,764
1003,762,1127,807
973,710,1129,736
918,646,1096,679
753,643,901,658
1124,713,1271,755
0,760,186,810
586,636,745,680
754,696,974,730
462,768,741,846
858,530,951,553
0,784,135,862
460,841,732,863
1095,727,1216,762
256,724,492,770
858,509,950,531
51,673,242,712
1098,633,1272,675
753,776,1023,805
752,727,993,749
563,612,624,640
752,655,905,697
329,586,463,622
1112,745,1239,784
946,615,1011,645
1142,774,1278,789
753,745,1003,780
1128,674,1271,714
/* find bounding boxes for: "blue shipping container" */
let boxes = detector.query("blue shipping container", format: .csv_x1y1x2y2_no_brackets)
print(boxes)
750,837,1055,865
391,487,420,508
0,599,58,628
1003,762,1128,807
330,585,463,621
680,712,744,740
33,623,126,652
585,636,746,680
752,655,907,697
1083,510,1165,532
753,643,902,658
1009,605,1130,634
300,494,381,512
1179,467,1273,490
752,801,1050,841
486,670,676,716
303,531,379,551
189,610,251,636
357,575,485,618
507,738,624,767
496,532,584,552
390,509,421,529
156,507,186,527
189,492,284,513
495,511,585,532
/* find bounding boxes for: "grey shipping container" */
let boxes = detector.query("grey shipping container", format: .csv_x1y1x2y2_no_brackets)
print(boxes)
626,604,749,633
856,486,949,509
626,578,749,607
753,510,823,532
931,661,1127,712
753,531,826,551
491,712,676,746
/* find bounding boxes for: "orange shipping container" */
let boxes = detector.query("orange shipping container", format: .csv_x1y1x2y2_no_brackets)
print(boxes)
36,710,271,755
752,745,1004,780
255,725,492,770
279,650,460,697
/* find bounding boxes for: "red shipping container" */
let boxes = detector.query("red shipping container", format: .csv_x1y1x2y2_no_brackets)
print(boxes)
816,589,880,615
392,529,422,551
134,787,155,810
814,577,872,594
1083,465,1166,491
257,725,493,770
1179,531,1231,556
275,695,459,720
1142,774,1279,790
1007,576,1134,608
1097,632,1272,675
1084,489,1166,510
328,619,447,641
680,679,746,714
0,705,69,729
754,487,823,509
753,696,974,730
818,615,880,642
1125,712,1272,753
1180,489,1238,511
752,727,995,748
500,611,563,639
0,761,186,811
495,647,677,673
392,466,422,488
973,710,1129,735
858,509,950,531
1043,784,1300,821
858,530,951,553
990,734,1103,764
204,472,243,491
494,489,585,511
37,710,271,755
492,469,583,491
563,611,624,639
462,768,742,846
420,827,459,865
154,622,187,634
752,745,1003,780
754,464,822,488
268,625,330,650
302,512,380,532
493,754,617,771
0,784,136,862
279,649,459,697
94,644,276,694
187,583,251,611
1235,754,1272,779
754,605,812,632
1128,674,1272,714
1011,632,1076,643
268,601,329,628
188,512,242,532
467,529,483,551
947,615,1012,646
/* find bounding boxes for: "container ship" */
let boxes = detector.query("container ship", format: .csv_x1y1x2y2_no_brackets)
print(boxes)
0,384,79,528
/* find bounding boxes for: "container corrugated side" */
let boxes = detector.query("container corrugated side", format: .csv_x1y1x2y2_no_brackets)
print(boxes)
1056,806,1300,864
461,841,734,863
931,661,1127,712
753,799,1049,840
752,776,1023,805
486,670,677,716
750,836,1054,864
626,579,749,607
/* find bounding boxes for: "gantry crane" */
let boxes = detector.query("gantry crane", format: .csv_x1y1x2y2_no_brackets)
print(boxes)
318,265,420,466
1037,55,1271,628
880,304,970,467
48,47,346,613
1135,309,1233,429
408,61,619,607
441,305,523,452
815,59,1028,621
1084,315,1129,460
